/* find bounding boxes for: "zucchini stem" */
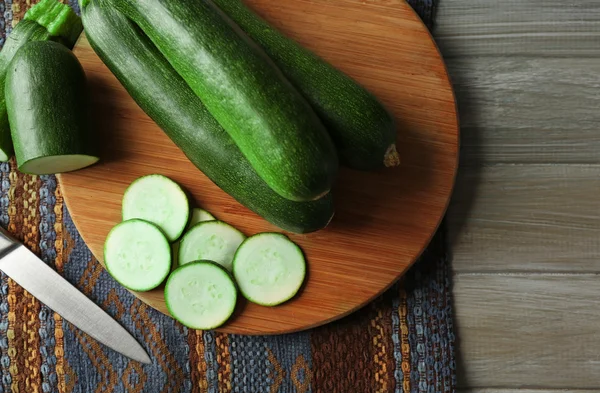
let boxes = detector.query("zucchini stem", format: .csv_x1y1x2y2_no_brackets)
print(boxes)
24,0,83,48
384,144,401,167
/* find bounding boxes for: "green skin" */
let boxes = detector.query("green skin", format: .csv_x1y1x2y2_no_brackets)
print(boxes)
209,0,398,170
80,0,334,234
5,41,95,172
0,1,82,162
109,0,338,202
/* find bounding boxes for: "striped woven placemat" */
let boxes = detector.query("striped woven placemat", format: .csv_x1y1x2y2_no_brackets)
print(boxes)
0,0,454,391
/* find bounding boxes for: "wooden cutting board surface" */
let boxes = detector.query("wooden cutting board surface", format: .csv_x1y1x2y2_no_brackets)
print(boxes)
60,0,459,334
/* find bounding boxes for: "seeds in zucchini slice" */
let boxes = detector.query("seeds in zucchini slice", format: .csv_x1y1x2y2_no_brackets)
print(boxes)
104,219,171,292
233,233,305,306
173,207,217,268
178,221,245,271
122,174,189,242
165,260,237,330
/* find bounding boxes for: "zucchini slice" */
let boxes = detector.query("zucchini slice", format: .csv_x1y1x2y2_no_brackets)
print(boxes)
178,221,245,271
233,233,305,306
165,261,237,330
188,208,216,228
104,219,171,291
122,174,189,242
173,207,217,267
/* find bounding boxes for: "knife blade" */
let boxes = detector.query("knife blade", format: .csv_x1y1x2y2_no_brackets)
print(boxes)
0,226,151,364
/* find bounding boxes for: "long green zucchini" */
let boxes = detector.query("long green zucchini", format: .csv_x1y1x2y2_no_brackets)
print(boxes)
79,0,334,234
109,0,338,202
0,0,82,161
210,0,399,170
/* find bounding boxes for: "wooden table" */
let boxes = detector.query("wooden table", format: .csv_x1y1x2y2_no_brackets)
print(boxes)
435,1,600,391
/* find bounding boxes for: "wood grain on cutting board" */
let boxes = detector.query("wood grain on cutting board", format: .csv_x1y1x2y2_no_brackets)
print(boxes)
60,0,458,334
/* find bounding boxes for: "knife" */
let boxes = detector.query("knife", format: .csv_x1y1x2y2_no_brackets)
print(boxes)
0,226,151,364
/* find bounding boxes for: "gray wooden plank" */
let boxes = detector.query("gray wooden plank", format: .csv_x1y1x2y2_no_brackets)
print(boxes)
454,274,600,389
448,57,600,165
458,389,600,393
449,164,600,273
457,388,598,393
435,0,600,57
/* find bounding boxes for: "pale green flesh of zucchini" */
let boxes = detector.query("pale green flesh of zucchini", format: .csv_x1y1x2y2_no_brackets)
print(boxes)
20,154,98,175
173,207,216,267
178,221,245,271
104,219,171,291
233,233,305,306
122,174,189,242
165,261,237,330
188,208,215,228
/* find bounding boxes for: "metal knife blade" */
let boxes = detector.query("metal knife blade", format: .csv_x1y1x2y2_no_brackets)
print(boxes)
0,227,151,364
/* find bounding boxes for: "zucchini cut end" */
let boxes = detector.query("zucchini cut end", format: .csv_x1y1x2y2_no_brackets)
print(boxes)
19,154,99,175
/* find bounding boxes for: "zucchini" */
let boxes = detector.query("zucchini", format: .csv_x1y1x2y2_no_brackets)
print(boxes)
104,219,171,292
165,261,238,330
122,174,190,242
79,0,334,233
210,0,399,170
0,0,82,161
178,221,246,271
172,207,217,267
188,208,216,227
109,0,338,202
233,232,306,306
5,41,98,175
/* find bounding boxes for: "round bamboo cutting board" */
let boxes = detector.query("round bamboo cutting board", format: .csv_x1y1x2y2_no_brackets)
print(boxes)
60,0,459,334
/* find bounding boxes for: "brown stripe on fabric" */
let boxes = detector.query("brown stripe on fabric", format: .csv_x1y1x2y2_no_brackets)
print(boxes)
121,361,147,393
290,354,311,393
10,2,26,28
7,162,28,393
72,328,117,393
267,347,284,393
310,303,376,393
23,174,43,393
53,185,68,393
399,285,411,393
188,331,208,393
5,161,19,392
78,258,103,296
133,301,184,393
371,289,398,393
215,333,231,393
102,288,125,320
62,359,77,393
